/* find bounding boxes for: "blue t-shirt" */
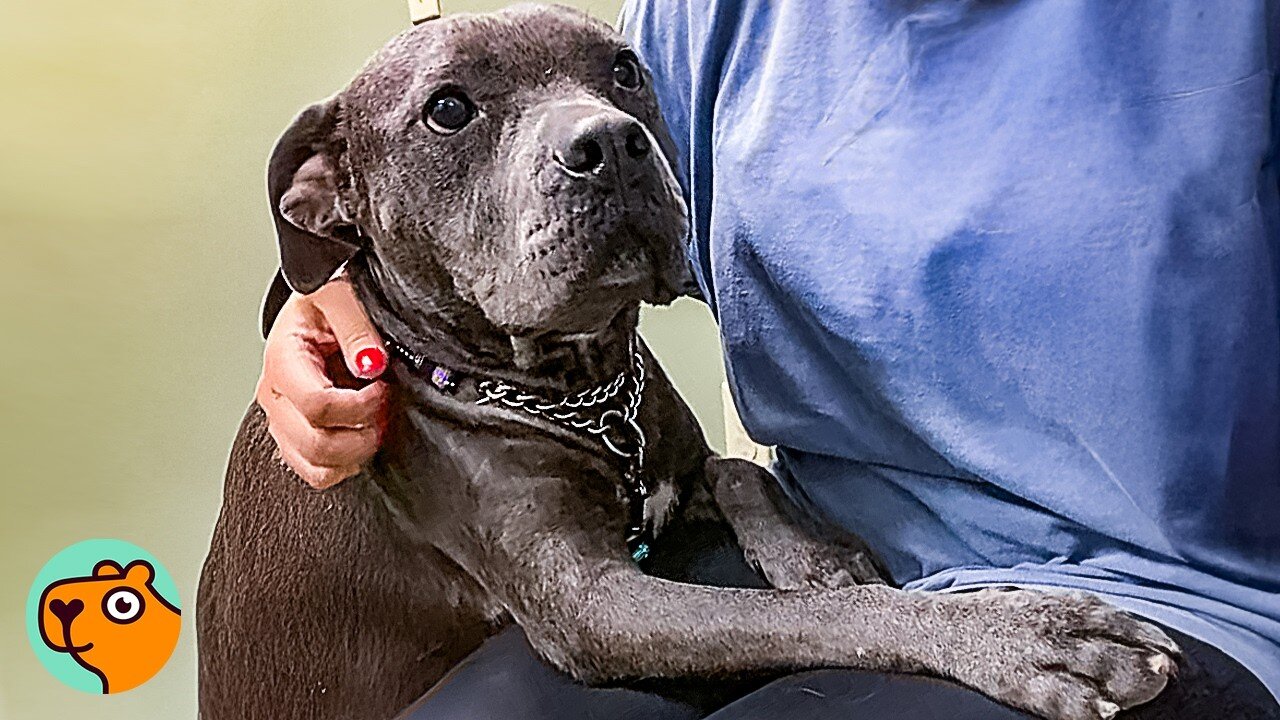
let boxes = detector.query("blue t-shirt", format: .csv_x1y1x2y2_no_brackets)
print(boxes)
621,0,1280,699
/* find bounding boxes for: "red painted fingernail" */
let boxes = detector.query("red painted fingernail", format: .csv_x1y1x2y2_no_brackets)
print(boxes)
354,347,387,378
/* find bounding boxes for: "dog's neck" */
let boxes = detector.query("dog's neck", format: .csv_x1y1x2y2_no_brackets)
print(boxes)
350,257,639,394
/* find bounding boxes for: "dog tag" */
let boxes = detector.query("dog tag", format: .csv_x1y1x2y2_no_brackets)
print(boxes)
408,0,441,24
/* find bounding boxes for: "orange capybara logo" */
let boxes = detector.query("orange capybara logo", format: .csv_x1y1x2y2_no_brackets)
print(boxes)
37,559,181,694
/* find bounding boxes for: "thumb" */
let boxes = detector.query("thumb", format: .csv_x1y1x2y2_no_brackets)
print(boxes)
313,278,388,380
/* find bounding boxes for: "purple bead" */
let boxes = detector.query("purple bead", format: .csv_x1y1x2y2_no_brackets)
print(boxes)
430,366,453,389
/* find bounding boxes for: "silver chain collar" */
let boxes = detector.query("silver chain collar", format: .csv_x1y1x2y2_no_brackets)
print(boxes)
473,339,653,561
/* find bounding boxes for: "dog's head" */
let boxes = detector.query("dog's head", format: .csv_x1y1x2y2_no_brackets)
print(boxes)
270,4,691,340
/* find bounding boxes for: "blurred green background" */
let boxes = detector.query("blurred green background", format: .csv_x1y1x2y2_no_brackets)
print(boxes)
0,1,725,717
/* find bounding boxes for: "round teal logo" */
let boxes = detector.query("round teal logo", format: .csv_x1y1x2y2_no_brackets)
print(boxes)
27,539,182,694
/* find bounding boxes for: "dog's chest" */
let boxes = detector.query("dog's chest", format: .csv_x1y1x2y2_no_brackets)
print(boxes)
643,476,680,537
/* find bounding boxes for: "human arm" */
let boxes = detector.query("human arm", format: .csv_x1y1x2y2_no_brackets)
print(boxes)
255,272,389,488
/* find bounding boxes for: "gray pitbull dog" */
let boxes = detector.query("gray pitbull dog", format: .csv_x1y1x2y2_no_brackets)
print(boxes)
197,6,1179,720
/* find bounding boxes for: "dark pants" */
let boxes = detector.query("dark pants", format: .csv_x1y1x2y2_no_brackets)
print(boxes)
398,521,1279,720
400,624,1278,720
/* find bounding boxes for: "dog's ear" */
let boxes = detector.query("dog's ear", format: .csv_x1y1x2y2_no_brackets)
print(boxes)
268,99,362,293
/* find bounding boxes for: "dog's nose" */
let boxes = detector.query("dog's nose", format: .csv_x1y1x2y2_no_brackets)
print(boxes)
50,598,84,624
557,134,606,174
624,129,650,159
549,106,652,176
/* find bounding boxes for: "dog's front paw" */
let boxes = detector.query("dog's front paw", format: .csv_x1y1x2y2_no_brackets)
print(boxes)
937,588,1179,720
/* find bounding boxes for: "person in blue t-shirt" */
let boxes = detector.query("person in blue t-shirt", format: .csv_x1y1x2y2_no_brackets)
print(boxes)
253,2,1280,718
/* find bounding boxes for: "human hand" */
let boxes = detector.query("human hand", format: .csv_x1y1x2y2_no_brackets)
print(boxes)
255,277,389,488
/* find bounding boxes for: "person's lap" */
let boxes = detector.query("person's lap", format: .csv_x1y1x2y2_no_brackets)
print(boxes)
396,518,1280,720
398,623,1278,720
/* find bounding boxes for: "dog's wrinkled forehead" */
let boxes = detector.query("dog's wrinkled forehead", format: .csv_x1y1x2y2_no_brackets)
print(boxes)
343,5,623,132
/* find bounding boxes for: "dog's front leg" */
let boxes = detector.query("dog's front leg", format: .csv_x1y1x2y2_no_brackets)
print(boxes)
704,457,886,589
464,513,1177,720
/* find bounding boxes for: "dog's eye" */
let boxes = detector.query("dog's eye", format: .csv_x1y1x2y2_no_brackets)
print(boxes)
422,88,476,134
612,51,643,91
102,587,144,624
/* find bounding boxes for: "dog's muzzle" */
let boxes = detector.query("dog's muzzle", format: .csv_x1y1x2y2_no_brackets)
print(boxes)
542,100,655,184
